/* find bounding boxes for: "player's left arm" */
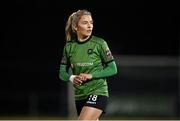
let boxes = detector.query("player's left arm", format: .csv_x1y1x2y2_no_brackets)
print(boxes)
79,60,117,80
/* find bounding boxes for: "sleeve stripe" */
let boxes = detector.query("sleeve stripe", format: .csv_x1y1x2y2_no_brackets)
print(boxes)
61,63,67,65
105,59,114,64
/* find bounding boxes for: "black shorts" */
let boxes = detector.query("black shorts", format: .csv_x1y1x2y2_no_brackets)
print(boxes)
75,95,108,116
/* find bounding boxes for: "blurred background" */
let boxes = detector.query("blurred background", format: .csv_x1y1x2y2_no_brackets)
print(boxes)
1,0,179,120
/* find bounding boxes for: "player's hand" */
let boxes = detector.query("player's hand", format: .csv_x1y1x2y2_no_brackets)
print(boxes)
73,75,83,86
79,73,92,81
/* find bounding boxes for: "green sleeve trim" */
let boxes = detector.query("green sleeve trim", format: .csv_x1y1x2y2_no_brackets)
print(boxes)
91,61,117,79
59,64,70,82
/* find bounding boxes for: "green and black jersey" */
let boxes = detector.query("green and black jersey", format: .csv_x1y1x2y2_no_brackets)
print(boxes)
59,35,117,100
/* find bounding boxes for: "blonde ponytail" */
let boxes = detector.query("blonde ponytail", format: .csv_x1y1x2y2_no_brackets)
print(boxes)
65,12,76,41
65,9,91,41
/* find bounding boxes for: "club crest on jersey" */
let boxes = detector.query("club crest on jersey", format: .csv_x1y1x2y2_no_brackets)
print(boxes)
87,49,93,54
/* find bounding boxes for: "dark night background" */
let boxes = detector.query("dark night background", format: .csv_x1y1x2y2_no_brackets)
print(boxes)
1,0,179,120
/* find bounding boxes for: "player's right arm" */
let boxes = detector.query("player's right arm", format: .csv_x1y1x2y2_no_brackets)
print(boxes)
59,45,71,81
59,44,82,86
59,64,70,81
59,64,82,86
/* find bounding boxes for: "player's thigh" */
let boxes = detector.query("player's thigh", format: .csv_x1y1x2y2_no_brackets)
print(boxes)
78,106,103,120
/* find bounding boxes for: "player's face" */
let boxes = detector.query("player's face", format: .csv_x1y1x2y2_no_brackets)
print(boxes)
76,15,93,40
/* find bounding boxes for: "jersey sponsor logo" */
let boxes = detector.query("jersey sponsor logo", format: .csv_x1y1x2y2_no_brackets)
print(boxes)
76,62,93,67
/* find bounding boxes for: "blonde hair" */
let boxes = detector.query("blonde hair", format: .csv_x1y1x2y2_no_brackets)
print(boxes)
65,9,92,41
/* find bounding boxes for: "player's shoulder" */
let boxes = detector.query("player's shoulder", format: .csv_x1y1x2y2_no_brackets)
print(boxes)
64,40,76,47
91,35,107,45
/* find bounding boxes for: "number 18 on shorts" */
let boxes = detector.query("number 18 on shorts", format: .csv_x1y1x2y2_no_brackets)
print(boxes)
87,95,98,104
85,95,108,112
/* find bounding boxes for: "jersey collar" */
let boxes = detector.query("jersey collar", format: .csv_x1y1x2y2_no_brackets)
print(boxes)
76,35,92,44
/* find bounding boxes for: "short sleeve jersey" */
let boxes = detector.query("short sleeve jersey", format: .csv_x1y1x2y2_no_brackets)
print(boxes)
61,35,114,100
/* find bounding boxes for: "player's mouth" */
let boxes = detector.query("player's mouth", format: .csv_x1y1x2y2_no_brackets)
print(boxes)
87,30,92,33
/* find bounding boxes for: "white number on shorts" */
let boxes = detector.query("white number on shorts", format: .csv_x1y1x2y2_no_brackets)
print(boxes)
89,95,98,101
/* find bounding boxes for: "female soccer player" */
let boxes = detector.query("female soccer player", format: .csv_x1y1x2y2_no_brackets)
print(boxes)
59,9,117,120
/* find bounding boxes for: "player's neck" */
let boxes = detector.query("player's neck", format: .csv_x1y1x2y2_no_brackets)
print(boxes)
78,36,90,42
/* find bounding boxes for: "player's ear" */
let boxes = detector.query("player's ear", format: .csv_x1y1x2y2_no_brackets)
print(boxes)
73,26,77,31
72,25,77,32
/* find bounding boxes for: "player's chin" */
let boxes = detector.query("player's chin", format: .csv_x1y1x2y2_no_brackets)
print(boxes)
85,32,92,36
